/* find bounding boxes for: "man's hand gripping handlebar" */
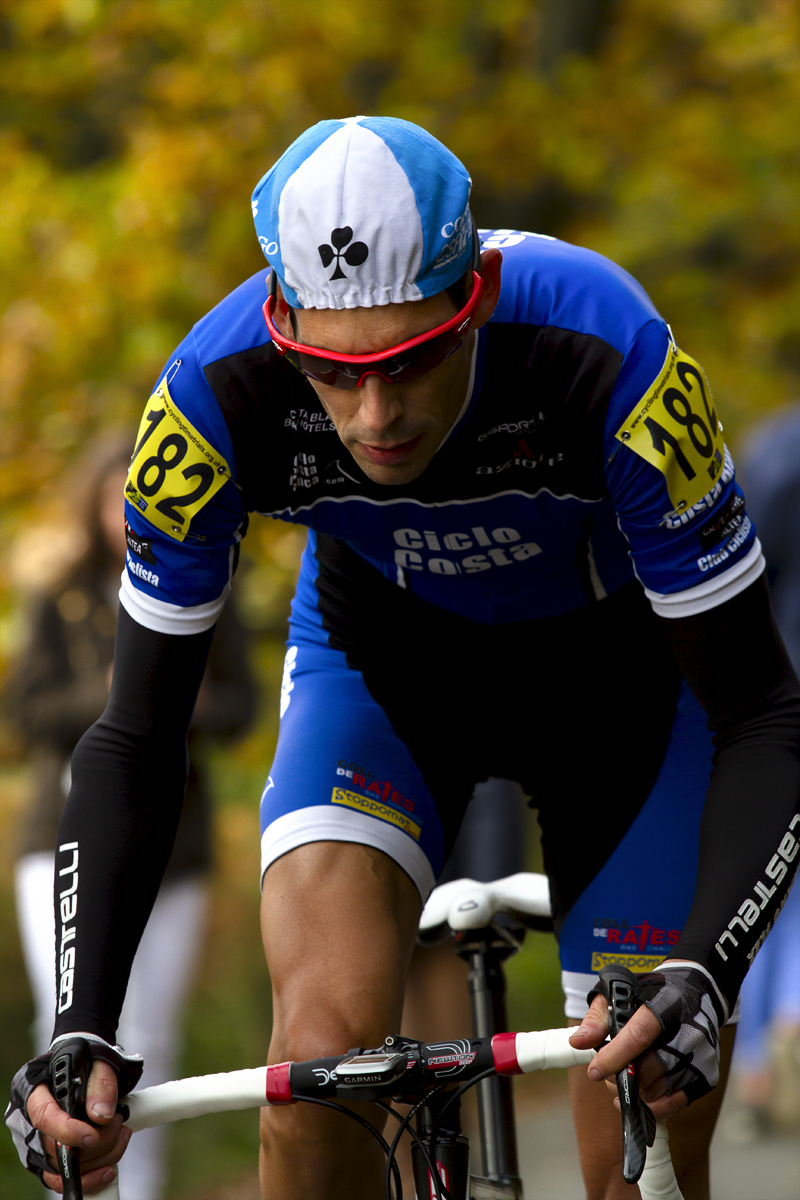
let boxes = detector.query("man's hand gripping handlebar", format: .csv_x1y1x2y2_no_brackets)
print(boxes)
5,1034,140,1196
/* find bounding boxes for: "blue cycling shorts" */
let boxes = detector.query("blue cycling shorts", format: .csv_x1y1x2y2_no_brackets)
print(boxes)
260,575,717,1017
260,638,443,900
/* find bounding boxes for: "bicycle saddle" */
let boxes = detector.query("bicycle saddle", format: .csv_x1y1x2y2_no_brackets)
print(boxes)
419,871,552,934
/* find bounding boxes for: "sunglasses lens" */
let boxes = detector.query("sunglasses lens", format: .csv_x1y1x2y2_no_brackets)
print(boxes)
285,351,361,389
390,331,460,382
320,331,460,390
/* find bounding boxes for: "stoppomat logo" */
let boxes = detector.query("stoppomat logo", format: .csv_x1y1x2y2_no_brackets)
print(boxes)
331,787,421,840
591,952,667,973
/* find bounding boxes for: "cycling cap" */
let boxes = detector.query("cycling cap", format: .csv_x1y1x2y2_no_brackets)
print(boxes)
251,115,473,310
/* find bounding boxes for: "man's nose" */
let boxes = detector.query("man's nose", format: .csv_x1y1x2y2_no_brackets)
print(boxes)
356,375,404,433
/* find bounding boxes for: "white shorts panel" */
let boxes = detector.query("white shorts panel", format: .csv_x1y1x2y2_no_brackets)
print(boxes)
260,804,436,903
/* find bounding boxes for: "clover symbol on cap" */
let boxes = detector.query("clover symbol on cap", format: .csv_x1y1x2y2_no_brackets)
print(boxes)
318,227,369,280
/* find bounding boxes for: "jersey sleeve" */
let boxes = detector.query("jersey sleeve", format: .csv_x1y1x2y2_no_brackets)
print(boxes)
121,339,246,635
603,319,764,618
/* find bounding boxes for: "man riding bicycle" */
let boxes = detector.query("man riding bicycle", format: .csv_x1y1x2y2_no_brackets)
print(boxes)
7,116,800,1199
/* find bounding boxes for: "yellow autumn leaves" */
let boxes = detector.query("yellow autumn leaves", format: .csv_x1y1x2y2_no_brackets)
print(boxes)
1,0,798,559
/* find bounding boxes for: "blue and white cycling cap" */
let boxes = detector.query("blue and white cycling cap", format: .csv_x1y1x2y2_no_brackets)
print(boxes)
251,115,473,311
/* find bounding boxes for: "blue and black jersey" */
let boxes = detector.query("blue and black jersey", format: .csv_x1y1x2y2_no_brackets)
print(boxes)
121,231,761,636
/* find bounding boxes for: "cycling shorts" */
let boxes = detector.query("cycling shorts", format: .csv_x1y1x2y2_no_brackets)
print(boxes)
260,577,718,1015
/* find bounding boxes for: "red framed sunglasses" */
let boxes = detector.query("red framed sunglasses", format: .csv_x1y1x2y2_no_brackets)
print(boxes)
262,271,485,390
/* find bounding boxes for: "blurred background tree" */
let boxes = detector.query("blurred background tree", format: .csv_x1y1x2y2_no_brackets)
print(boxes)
2,0,797,551
1,0,798,1195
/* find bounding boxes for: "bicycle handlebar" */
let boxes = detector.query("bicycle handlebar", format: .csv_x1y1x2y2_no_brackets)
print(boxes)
121,1028,593,1133
123,1066,270,1131
90,1028,682,1200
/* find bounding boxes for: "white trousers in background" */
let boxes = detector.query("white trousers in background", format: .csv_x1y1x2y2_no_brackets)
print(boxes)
15,852,208,1200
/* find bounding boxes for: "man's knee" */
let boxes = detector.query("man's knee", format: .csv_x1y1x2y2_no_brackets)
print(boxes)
269,996,393,1066
260,993,388,1180
261,842,422,1064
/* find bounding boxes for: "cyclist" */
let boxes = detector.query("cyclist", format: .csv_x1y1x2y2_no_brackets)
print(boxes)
7,117,799,1199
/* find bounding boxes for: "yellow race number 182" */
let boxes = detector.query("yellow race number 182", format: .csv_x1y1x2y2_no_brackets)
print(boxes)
125,373,231,542
615,343,725,515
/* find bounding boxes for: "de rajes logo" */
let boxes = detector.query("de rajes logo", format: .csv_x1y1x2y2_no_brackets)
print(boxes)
318,227,369,279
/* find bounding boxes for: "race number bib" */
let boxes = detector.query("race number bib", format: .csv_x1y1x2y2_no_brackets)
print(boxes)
615,344,725,514
125,373,231,542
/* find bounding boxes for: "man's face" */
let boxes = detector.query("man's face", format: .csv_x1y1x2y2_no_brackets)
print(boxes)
273,249,502,486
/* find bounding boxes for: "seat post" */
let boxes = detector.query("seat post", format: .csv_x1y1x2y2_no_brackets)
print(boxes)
457,927,524,1196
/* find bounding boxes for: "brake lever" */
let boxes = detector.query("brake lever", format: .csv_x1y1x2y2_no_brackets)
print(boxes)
598,965,655,1185
49,1038,92,1200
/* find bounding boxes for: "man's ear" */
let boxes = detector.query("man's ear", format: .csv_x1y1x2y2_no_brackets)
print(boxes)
470,248,503,331
272,280,295,338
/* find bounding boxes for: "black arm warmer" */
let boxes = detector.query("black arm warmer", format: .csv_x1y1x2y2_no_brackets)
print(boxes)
660,574,800,1009
52,607,213,1044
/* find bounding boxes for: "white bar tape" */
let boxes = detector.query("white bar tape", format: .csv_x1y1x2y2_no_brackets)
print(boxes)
640,1121,684,1200
94,1069,269,1200
515,1028,597,1071
123,1066,268,1131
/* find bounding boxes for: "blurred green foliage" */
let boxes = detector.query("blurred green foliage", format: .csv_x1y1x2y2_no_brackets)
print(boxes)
1,1,799,1194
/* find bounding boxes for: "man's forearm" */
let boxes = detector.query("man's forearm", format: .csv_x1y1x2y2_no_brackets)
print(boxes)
668,712,800,1008
52,608,213,1044
661,575,800,1007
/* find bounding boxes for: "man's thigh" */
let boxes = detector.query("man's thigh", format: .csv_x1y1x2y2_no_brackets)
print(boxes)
261,840,421,1058
550,678,733,1198
259,842,421,1200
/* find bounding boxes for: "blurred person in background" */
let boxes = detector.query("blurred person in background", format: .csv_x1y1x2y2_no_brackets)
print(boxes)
7,433,257,1200
732,406,800,1135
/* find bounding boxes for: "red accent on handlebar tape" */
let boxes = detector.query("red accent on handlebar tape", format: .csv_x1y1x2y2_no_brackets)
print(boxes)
266,1062,294,1105
491,1032,522,1076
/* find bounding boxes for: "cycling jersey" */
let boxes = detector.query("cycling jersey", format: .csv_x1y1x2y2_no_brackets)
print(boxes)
120,231,762,637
